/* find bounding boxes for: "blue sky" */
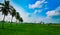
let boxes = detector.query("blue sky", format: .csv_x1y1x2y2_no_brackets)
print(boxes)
0,0,60,23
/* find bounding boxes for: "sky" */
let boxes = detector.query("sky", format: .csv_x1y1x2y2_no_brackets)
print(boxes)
0,0,60,23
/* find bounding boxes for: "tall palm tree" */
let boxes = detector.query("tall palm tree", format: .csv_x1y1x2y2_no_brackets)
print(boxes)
0,0,16,28
0,0,16,21
0,0,10,21
1,7,8,21
10,9,16,23
0,0,10,29
10,9,16,27
15,12,20,24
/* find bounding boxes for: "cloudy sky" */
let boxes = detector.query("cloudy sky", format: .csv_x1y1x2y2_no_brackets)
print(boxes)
0,0,60,23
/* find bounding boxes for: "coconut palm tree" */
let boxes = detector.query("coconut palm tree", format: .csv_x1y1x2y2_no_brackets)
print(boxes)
0,0,10,21
0,0,16,28
0,7,7,29
9,8,16,27
15,12,23,23
2,7,8,21
0,0,10,29
10,9,16,23
15,12,20,23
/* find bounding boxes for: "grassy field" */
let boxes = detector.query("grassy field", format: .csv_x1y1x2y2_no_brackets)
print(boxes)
0,22,60,35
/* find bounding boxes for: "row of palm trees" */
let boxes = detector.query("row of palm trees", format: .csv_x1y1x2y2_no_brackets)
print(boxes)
0,0,23,23
0,0,23,28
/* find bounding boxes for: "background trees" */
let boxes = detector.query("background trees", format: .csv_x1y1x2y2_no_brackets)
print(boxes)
19,17,23,23
15,12,20,23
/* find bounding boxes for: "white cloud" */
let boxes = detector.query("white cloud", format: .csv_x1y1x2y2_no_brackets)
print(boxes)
29,0,47,9
33,10,42,14
46,7,60,17
45,6,60,23
44,1,48,3
55,6,60,12
41,0,45,2
46,10,59,17
29,1,41,9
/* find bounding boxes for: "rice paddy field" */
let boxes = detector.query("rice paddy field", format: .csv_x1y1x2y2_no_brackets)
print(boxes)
0,22,60,35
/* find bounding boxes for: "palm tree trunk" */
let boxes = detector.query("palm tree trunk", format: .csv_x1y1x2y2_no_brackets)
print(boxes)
2,15,5,29
16,19,18,25
3,15,5,21
11,16,13,23
10,16,13,27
